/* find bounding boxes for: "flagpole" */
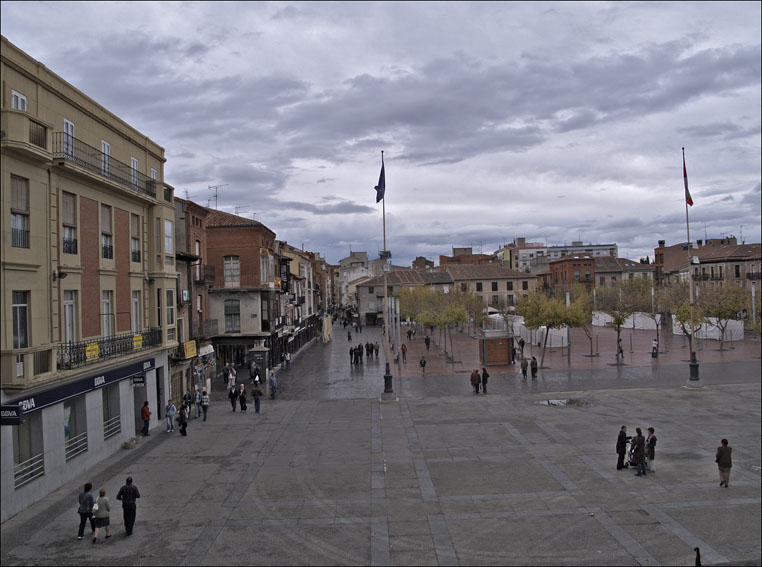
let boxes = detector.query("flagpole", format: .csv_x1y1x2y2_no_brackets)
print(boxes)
683,147,700,384
376,150,394,397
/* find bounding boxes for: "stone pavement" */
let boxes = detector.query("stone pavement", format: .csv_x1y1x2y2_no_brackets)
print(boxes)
1,327,760,566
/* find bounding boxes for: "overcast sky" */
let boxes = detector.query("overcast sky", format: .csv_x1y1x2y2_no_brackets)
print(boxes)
3,1,760,266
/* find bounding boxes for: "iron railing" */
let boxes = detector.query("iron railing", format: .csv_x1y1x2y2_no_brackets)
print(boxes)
14,453,44,489
131,250,141,263
103,415,121,440
194,264,215,283
11,228,29,248
64,431,88,461
52,133,156,198
63,238,78,254
102,245,113,259
57,328,162,370
29,120,47,149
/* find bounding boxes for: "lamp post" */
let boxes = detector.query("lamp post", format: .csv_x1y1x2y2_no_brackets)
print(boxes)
382,258,394,394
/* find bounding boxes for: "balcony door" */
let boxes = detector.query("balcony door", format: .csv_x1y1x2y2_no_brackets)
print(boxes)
63,291,77,343
64,119,75,157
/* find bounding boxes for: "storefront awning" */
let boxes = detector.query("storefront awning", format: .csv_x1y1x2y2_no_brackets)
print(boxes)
198,345,214,356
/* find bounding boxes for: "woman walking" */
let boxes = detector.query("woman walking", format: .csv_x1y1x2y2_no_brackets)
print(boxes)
239,384,248,412
77,482,96,540
253,380,263,413
201,391,210,421
92,488,111,543
178,404,188,436
646,427,657,472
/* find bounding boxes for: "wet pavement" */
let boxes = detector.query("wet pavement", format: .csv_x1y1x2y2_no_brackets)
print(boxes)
1,322,760,566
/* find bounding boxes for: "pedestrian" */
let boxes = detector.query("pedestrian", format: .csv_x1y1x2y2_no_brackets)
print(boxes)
178,404,188,436
651,338,658,358
407,329,412,341
358,343,364,364
520,357,528,380
229,365,237,388
193,388,202,419
616,426,631,470
519,338,525,356
253,380,263,413
470,369,478,394
223,363,231,386
474,368,481,394
92,488,111,543
425,336,430,350
228,385,239,411
285,351,291,370
269,373,277,399
165,400,177,433
116,476,140,536
617,337,624,361
716,438,732,487
201,390,210,421
401,344,407,362
182,391,193,411
77,482,96,540
632,427,647,476
530,356,538,380
646,427,657,472
347,330,352,341
420,356,426,375
481,367,489,394
374,342,379,357
239,384,247,412
140,401,151,436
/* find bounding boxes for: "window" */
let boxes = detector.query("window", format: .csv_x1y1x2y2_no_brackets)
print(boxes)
62,192,77,254
507,281,513,291
491,282,498,292
132,291,142,333
166,289,176,341
11,89,27,111
101,205,113,259
224,256,240,287
63,291,77,344
368,287,374,294
11,175,30,248
194,240,201,280
13,411,44,488
131,157,139,187
735,265,741,278
63,119,75,157
157,288,162,327
102,384,121,439
155,218,162,265
585,270,591,280
476,282,483,292
225,300,241,332
600,276,606,285
491,295,499,305
197,294,203,313
164,219,174,264
522,281,528,291
12,291,29,378
102,291,114,338
131,214,141,262
574,270,580,281
64,396,87,461
101,141,110,176
151,168,158,181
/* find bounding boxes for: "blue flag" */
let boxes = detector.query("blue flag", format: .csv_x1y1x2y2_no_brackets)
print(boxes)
374,158,385,203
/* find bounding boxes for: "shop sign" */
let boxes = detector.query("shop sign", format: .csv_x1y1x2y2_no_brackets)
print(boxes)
133,334,143,349
86,342,100,361
1,404,23,426
184,340,197,359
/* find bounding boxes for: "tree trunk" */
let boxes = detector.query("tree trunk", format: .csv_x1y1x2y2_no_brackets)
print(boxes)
540,328,550,367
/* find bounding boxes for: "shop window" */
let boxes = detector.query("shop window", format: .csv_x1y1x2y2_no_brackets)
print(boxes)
102,384,121,439
64,397,88,461
13,411,44,488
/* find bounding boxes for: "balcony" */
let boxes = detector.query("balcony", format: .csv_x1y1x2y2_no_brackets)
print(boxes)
1,111,50,161
194,264,215,284
746,273,761,280
56,328,162,370
51,133,156,198
131,250,141,263
209,274,273,291
102,244,113,259
63,238,78,254
11,228,29,248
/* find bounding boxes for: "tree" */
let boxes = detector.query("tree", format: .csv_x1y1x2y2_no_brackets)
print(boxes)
701,283,747,350
517,292,582,367
672,299,707,354
595,280,639,363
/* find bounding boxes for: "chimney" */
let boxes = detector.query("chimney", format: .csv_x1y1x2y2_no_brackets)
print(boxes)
658,240,665,247
697,239,703,247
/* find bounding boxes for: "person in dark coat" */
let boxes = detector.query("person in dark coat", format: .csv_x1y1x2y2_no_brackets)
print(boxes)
716,438,732,487
646,427,657,472
616,426,631,470
77,482,95,540
481,368,489,394
228,386,239,411
178,404,188,436
116,476,140,536
530,357,538,380
520,358,528,380
632,427,647,476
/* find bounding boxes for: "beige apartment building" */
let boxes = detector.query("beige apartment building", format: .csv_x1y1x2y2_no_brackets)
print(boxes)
1,36,176,521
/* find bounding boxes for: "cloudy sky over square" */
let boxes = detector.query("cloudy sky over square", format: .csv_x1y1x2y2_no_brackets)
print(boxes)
2,1,759,265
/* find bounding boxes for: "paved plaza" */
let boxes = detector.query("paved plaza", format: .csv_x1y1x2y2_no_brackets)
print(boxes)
1,324,760,566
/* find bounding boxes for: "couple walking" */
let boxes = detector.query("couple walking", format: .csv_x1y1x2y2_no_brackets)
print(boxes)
469,368,489,394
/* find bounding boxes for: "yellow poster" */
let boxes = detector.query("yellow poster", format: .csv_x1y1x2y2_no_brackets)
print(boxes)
133,334,143,349
86,343,99,361
184,340,197,359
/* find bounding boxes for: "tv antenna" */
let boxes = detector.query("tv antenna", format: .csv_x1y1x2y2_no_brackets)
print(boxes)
208,184,229,209
234,205,248,216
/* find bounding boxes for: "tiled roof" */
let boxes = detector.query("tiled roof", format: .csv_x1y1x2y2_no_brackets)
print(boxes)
695,244,761,262
359,269,453,287
441,264,528,280
205,208,264,228
595,257,653,272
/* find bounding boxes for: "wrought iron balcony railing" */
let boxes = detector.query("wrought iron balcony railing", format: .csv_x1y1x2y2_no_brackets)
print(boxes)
11,228,29,248
57,328,162,370
52,133,156,198
63,238,78,254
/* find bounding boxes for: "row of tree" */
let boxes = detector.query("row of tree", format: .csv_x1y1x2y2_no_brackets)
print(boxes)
399,279,760,365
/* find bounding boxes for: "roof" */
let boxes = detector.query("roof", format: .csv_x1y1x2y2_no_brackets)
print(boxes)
359,269,454,287
695,244,761,263
440,264,528,280
205,208,265,229
595,257,653,272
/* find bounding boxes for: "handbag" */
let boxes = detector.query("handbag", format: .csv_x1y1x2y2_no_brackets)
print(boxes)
92,501,99,513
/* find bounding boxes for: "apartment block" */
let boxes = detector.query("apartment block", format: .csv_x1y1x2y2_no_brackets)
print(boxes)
1,36,176,521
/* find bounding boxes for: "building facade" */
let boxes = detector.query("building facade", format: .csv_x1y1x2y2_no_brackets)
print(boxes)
1,36,175,521
440,264,537,307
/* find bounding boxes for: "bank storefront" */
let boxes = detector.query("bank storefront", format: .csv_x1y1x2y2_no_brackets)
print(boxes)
0,352,169,522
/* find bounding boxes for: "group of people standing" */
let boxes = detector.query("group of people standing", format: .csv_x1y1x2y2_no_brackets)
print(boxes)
469,368,490,394
616,426,657,475
228,380,266,412
76,476,140,542
350,342,380,365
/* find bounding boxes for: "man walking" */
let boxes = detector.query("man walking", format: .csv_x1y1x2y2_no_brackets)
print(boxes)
520,357,528,380
420,356,426,375
632,427,647,476
116,476,140,536
530,357,538,380
716,438,732,487
401,344,407,362
165,400,177,433
616,426,631,470
193,389,202,419
285,351,291,370
424,336,431,350
201,390,210,421
481,367,489,394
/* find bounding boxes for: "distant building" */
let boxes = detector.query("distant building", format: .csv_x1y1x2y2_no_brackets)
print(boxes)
412,256,435,271
594,257,654,287
543,255,596,293
440,264,537,307
439,247,496,266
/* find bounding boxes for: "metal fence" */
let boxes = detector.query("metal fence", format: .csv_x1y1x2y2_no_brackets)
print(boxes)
57,328,162,370
14,453,45,489
64,431,88,461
